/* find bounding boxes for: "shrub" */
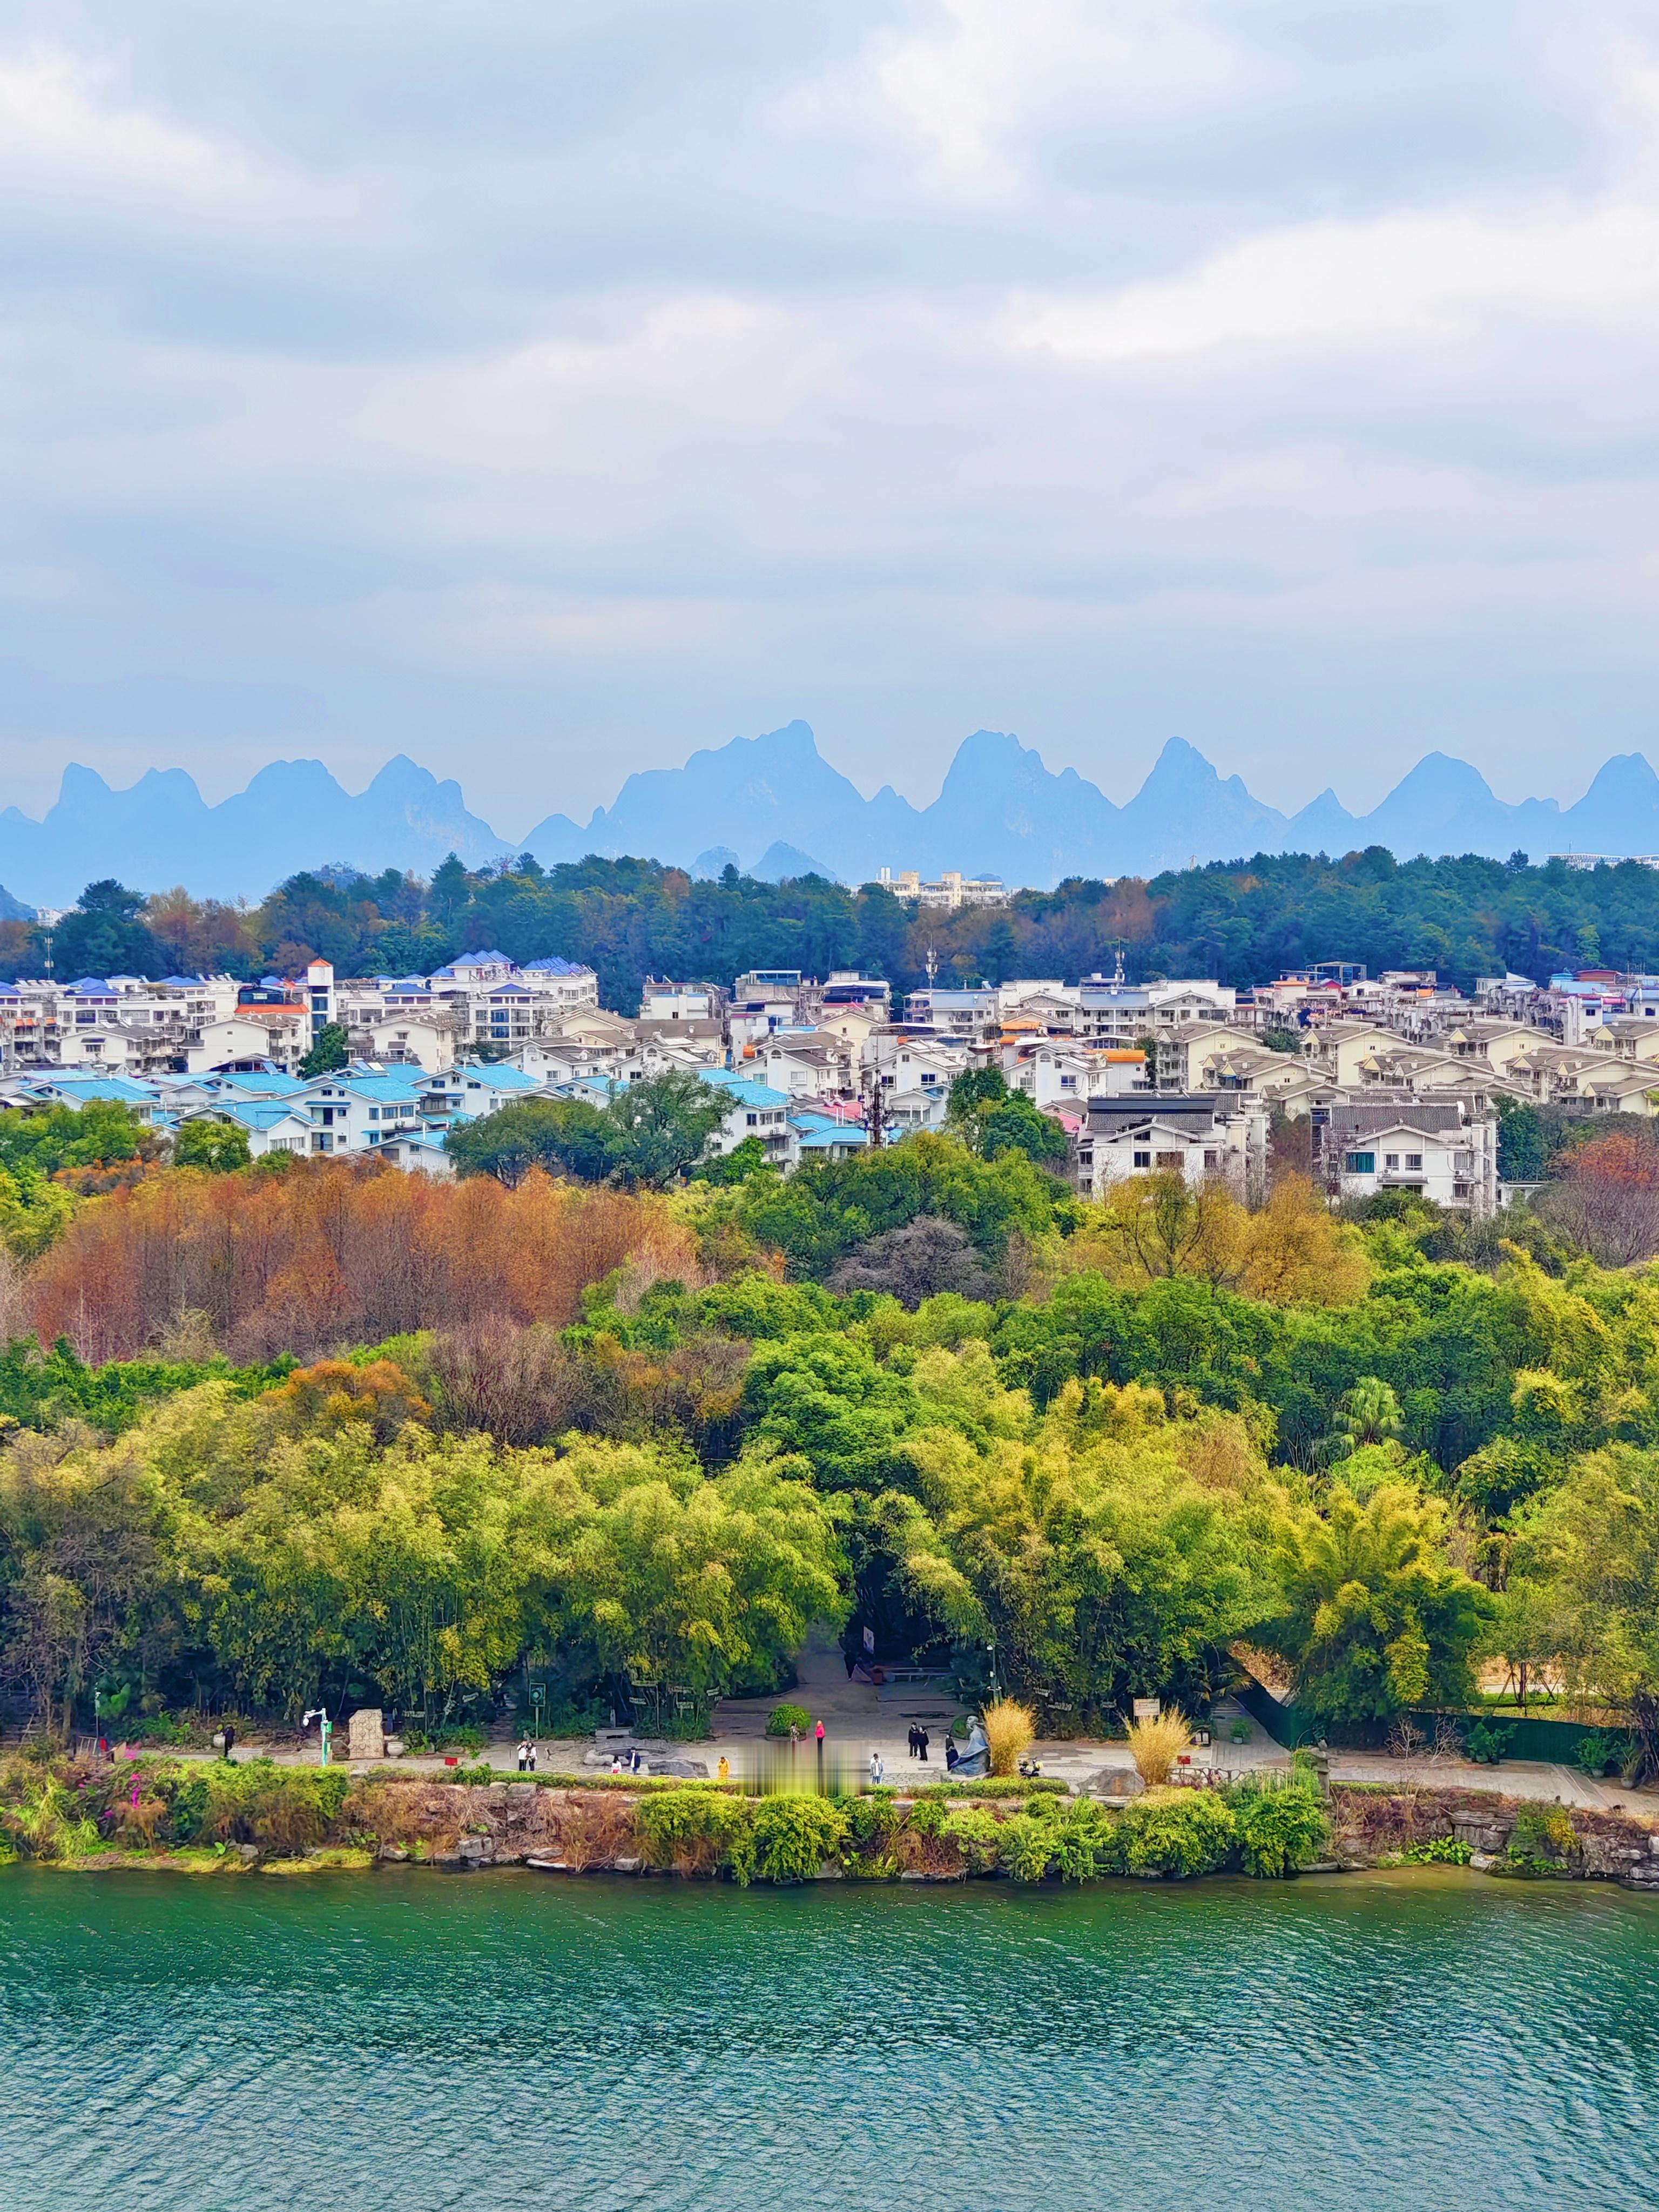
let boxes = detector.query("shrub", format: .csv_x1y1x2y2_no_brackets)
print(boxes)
1509,1802,1577,1867
1573,1729,1633,1777
1108,1788,1236,1879
1226,1778,1330,1878
637,1786,754,1878
982,1700,1037,1777
1463,1719,1512,1766
747,1793,849,1885
552,1798,637,1872
911,1777,1068,1800
765,1703,814,1739
1395,1834,1473,1865
940,1805,1004,1873
997,1812,1062,1883
1126,1710,1192,1786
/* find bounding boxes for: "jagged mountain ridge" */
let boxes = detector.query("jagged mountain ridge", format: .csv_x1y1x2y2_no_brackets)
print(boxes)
0,725,1655,906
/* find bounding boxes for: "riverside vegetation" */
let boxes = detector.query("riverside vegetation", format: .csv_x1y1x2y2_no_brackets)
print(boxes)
3,1103,1659,1795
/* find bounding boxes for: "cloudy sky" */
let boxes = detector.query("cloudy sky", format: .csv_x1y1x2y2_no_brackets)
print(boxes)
3,1,1658,834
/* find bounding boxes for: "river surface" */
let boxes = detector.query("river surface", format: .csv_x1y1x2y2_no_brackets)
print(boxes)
1,1866,1656,2211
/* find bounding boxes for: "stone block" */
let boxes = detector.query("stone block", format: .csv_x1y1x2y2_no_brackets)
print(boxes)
347,1708,385,1761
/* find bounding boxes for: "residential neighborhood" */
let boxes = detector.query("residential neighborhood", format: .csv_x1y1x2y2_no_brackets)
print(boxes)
0,941,1654,1207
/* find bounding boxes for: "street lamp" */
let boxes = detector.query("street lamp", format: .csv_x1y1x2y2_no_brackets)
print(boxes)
302,1707,333,1766
987,1642,999,1704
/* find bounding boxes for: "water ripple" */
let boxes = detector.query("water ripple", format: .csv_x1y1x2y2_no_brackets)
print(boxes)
0,1869,1655,2210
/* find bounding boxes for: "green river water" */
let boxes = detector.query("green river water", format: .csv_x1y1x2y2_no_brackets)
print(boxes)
1,1865,1656,2211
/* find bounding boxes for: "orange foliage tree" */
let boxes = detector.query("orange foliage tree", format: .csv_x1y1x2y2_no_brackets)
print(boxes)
26,1160,705,1363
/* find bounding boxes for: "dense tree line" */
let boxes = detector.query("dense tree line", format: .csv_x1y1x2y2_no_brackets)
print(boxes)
8,843,1658,1003
2,1120,1659,1768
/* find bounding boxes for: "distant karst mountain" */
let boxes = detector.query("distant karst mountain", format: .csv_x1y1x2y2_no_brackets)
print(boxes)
1,722,1655,907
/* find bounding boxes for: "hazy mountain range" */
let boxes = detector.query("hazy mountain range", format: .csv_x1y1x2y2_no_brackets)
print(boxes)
2,723,1656,911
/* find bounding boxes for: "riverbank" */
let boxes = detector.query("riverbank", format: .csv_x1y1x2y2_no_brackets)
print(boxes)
7,1752,1656,1892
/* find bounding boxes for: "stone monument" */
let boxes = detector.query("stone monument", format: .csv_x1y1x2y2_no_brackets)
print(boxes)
347,1708,386,1761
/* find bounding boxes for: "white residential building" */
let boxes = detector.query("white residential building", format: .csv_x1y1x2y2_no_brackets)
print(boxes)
1317,1100,1497,1215
1075,1094,1267,1203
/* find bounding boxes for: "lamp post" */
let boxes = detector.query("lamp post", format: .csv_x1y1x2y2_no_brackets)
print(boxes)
302,1707,333,1766
987,1641,999,1704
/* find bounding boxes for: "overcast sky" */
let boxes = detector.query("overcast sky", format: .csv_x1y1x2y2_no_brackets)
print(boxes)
3,1,1658,834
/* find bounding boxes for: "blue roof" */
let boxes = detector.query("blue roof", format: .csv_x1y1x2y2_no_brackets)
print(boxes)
455,1062,540,1090
39,1076,155,1103
522,955,589,976
699,1070,789,1109
66,977,116,993
160,974,207,987
203,1102,309,1132
216,1072,308,1097
339,1074,426,1103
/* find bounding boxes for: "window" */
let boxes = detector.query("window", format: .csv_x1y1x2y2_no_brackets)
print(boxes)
1155,1151,1183,1171
1345,1151,1375,1174
1405,1152,1422,1170
1132,1150,1151,1168
746,1112,757,1127
1204,1149,1219,1169
1384,1152,1399,1170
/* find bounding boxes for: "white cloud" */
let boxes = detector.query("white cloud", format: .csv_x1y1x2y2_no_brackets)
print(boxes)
0,2,1657,826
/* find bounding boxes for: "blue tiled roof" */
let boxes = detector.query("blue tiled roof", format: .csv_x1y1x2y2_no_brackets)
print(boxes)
38,1075,155,1103
521,955,590,976
699,1070,790,1109
217,1072,308,1097
338,1074,426,1103
205,1102,309,1132
455,1062,540,1090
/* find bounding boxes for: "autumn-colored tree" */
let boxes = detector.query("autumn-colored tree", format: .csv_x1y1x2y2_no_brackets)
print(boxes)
25,1161,705,1363
1541,1130,1659,1265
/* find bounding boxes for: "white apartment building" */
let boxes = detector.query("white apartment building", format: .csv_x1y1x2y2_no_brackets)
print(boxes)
876,868,1011,909
1318,1101,1496,1215
1075,1095,1267,1202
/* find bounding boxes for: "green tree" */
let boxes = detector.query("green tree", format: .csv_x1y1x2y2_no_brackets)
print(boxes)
44,880,167,981
1259,1480,1494,1728
606,1069,729,1189
948,1067,1007,1118
298,1023,350,1077
974,1092,1070,1170
1509,1445,1659,1778
446,1096,621,1186
173,1120,252,1172
0,1102,151,1179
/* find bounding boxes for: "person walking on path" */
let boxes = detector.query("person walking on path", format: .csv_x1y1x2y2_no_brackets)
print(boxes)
815,1718,826,1787
517,1741,532,1773
869,1749,885,1786
916,1726,929,1763
907,1725,919,1759
220,1724,236,1762
717,1756,730,1782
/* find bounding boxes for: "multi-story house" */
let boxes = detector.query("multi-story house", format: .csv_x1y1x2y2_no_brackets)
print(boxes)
1074,1094,1267,1203
1317,1100,1497,1215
